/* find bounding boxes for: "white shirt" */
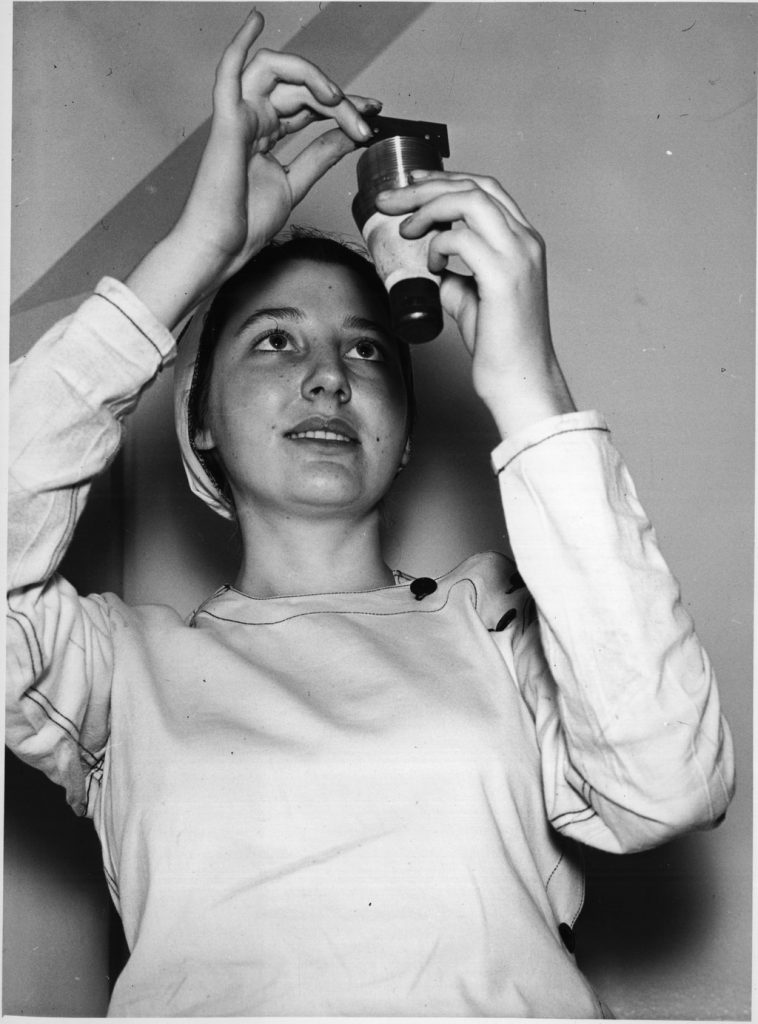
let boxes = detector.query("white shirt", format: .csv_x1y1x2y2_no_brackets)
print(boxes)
6,278,734,1016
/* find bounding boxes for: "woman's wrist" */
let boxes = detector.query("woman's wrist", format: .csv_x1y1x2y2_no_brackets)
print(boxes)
475,355,576,440
125,228,233,330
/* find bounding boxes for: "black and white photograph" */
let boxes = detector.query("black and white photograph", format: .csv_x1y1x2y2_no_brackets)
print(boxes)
6,2,754,1018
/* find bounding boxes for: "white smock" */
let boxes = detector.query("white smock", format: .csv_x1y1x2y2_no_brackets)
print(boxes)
6,278,734,1016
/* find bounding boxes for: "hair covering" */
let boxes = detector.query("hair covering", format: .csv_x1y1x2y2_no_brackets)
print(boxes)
173,298,236,520
171,233,416,523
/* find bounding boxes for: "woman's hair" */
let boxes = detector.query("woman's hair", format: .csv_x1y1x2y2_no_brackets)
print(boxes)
187,229,416,507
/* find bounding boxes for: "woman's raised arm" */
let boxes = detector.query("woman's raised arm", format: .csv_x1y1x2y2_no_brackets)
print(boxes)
126,11,381,329
375,169,575,438
6,13,379,810
376,169,734,848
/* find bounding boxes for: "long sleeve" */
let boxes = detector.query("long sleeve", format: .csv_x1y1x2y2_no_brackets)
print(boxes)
491,410,734,853
6,278,176,814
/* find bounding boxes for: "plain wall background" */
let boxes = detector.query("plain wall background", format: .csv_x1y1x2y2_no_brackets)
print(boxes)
6,2,754,1018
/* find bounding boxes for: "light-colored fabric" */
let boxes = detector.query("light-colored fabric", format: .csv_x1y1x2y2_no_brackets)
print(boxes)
492,412,733,851
6,277,735,1017
173,296,235,520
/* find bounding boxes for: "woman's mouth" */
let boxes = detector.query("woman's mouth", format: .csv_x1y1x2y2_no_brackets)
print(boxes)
287,429,355,443
285,417,360,444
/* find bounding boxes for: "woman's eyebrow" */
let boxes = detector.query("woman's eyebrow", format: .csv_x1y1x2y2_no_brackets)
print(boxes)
234,306,305,337
342,314,391,336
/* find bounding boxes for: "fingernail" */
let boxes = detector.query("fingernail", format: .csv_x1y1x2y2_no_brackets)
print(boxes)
329,82,344,99
409,169,429,180
359,121,373,139
366,99,383,111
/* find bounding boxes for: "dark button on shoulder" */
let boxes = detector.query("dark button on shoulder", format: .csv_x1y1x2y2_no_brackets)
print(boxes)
558,922,576,953
493,608,517,632
505,570,526,594
410,577,438,601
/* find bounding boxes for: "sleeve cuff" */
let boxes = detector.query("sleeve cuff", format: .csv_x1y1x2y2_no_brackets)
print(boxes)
490,410,610,476
93,276,177,365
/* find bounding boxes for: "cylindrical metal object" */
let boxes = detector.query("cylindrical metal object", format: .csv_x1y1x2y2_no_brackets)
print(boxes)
352,137,444,231
352,134,446,344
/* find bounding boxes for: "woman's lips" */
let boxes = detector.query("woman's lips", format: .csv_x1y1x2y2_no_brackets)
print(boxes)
288,429,354,443
285,417,360,444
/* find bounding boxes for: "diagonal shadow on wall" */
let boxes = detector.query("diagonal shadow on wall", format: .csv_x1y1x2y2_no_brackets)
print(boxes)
11,2,429,315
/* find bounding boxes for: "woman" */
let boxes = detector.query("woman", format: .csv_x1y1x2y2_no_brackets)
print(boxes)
7,13,734,1017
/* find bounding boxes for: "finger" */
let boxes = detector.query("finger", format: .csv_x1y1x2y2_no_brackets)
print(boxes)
438,271,479,351
348,95,384,116
428,227,501,285
409,169,533,227
257,80,376,145
280,109,320,135
215,10,265,103
280,99,381,141
439,269,477,315
396,190,522,250
285,126,358,205
243,48,348,108
271,83,381,124
309,94,377,141
376,177,480,215
392,169,532,234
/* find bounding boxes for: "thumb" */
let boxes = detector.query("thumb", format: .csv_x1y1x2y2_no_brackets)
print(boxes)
285,126,357,206
440,271,478,350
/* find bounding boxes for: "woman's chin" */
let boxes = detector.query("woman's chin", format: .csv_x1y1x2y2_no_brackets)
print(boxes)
288,475,378,515
293,458,382,500
237,472,387,519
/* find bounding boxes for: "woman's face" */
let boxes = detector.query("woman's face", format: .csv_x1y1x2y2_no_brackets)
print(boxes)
196,259,410,521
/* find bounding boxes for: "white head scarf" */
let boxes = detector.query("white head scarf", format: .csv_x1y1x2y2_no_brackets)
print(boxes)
171,234,415,522
173,296,236,520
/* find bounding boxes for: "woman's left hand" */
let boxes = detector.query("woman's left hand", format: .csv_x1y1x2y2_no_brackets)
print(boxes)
375,170,576,438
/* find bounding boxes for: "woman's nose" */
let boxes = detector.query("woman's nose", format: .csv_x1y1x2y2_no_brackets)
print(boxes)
301,348,352,403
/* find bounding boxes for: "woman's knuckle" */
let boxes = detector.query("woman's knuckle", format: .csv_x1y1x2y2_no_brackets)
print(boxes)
471,188,493,212
248,47,275,67
523,234,545,264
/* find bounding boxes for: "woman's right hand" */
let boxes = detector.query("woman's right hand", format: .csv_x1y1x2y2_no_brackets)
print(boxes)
127,11,379,328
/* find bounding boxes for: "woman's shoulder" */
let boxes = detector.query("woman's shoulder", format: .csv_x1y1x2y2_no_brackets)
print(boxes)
438,550,519,591
434,552,530,633
99,590,190,630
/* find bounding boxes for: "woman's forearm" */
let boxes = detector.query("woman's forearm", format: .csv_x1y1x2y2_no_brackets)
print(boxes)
8,279,174,591
124,228,227,331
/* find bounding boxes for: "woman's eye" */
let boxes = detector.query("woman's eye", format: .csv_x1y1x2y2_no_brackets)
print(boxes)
253,330,295,352
347,339,384,362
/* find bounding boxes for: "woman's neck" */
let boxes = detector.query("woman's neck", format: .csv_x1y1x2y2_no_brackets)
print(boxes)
232,508,394,598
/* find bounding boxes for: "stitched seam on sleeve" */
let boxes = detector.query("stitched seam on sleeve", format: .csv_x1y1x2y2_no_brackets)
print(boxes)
103,861,120,899
544,852,564,892
85,759,105,810
46,489,80,582
551,806,598,829
495,425,610,477
570,872,586,927
96,292,164,360
22,689,99,766
7,602,44,678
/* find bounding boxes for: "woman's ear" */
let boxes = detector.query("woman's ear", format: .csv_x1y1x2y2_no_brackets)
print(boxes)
194,426,215,451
